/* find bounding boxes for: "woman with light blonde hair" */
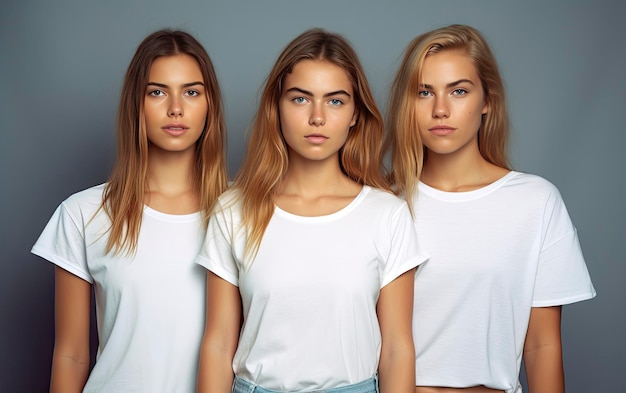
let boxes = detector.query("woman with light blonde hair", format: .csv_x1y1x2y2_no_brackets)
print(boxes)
32,29,227,392
196,28,425,393
386,24,595,393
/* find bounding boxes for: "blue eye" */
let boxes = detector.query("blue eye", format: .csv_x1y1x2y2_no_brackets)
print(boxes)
293,97,307,104
452,89,467,96
328,99,343,106
418,90,432,97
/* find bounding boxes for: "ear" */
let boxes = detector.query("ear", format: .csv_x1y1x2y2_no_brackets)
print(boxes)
482,97,489,115
350,111,358,128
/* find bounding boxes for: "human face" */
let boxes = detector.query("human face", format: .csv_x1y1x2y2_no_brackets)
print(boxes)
144,54,208,155
416,49,488,158
279,59,357,165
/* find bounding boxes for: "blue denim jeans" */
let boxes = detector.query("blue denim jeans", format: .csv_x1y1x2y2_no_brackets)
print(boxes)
231,376,378,393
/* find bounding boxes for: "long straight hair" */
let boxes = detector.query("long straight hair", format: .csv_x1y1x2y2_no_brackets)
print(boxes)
385,24,510,211
233,28,389,262
103,29,228,254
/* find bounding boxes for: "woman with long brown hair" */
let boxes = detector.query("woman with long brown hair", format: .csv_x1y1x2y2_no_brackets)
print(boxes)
386,24,595,393
32,29,227,392
196,28,425,393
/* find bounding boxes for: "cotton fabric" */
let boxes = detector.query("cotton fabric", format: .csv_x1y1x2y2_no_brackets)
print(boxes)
412,171,596,393
198,186,426,392
32,184,206,393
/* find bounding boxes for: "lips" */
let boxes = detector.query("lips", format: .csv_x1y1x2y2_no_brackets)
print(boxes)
162,124,189,136
428,125,456,136
304,133,329,144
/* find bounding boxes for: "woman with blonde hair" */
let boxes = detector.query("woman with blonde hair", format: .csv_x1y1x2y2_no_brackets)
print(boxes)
386,24,595,393
32,29,227,392
197,28,425,393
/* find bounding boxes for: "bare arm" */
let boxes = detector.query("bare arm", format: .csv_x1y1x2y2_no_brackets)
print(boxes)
377,268,416,393
523,306,564,393
197,272,242,393
49,266,92,393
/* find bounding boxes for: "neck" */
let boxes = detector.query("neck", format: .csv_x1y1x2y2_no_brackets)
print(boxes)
278,154,357,197
146,147,197,195
421,147,508,192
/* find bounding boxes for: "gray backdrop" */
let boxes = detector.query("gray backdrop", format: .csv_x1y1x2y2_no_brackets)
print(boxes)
1,1,624,391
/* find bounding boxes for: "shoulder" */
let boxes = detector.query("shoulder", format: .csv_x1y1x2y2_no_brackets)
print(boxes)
209,188,244,228
363,186,404,203
63,183,106,201
33,184,107,250
500,173,577,229
361,186,410,214
59,183,106,215
504,172,563,201
507,171,557,189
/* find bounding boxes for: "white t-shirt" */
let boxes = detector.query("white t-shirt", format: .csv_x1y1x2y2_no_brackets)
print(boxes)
412,171,596,393
197,185,426,392
32,184,207,393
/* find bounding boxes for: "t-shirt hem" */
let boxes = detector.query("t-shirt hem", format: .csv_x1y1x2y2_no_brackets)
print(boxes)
532,290,596,307
195,255,239,287
31,247,94,283
414,380,512,393
238,374,378,392
381,254,428,288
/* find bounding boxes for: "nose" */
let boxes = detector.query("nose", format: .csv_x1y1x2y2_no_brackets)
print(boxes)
433,96,449,119
168,96,183,118
309,103,325,126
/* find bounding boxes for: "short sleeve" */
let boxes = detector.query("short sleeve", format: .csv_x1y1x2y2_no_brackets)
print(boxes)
532,188,596,306
380,201,428,288
195,199,241,286
31,203,93,283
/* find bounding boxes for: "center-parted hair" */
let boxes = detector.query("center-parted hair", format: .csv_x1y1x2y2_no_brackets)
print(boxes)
385,24,510,211
232,27,389,261
103,29,228,254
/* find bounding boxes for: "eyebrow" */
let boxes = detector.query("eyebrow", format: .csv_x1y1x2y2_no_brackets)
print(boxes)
146,81,205,89
285,87,351,98
420,79,475,89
